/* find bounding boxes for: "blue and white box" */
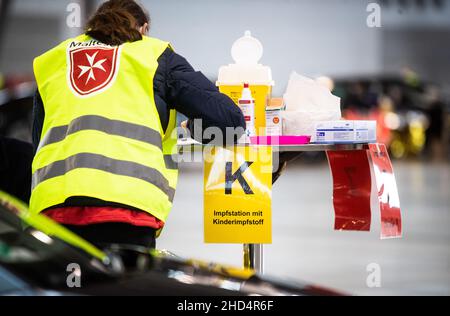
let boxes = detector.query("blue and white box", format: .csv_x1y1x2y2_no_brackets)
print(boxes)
313,120,376,143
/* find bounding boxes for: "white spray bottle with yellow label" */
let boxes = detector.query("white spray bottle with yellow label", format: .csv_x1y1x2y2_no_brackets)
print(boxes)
238,83,256,138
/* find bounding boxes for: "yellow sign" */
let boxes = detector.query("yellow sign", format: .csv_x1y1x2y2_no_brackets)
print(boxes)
203,146,272,244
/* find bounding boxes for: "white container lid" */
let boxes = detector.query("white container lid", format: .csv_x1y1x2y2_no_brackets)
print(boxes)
217,31,274,86
231,30,263,65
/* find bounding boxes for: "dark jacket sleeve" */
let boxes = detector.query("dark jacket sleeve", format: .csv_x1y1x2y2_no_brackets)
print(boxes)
32,90,45,153
164,50,246,144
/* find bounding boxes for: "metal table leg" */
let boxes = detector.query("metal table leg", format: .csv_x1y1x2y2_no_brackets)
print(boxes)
242,152,303,274
243,244,264,273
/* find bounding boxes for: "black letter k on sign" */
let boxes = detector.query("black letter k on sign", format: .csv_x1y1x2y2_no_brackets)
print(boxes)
225,161,254,195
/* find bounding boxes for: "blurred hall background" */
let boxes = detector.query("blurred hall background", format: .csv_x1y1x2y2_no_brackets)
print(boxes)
0,0,449,295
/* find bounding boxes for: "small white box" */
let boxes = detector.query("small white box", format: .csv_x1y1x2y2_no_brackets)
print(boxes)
313,120,376,143
354,120,377,142
265,98,284,136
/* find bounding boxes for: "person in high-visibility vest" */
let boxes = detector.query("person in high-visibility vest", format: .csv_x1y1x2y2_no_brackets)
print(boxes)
31,0,245,249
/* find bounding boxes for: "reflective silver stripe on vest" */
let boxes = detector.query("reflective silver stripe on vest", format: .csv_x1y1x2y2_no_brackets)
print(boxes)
32,153,175,202
164,154,178,170
38,115,162,151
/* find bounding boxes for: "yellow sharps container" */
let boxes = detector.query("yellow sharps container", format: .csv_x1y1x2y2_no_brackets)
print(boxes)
217,31,275,136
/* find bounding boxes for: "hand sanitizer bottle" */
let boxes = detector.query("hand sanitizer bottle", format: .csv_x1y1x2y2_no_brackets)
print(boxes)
238,83,256,138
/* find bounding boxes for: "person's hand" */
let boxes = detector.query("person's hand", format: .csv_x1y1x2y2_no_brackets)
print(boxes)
180,120,188,129
179,120,189,141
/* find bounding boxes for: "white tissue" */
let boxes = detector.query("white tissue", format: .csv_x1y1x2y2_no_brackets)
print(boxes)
282,72,341,136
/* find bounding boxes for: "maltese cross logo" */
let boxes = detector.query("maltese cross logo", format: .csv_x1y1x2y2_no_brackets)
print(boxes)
78,52,107,85
68,46,120,97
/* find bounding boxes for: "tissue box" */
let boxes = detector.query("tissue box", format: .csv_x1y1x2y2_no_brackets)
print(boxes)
313,120,376,143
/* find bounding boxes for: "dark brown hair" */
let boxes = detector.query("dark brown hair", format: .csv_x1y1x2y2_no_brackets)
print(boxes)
86,0,149,46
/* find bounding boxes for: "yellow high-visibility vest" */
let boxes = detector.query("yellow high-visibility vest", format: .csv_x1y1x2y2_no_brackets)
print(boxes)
31,34,178,223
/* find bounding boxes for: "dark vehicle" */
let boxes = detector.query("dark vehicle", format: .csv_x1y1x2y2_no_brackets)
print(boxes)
0,190,341,296
0,76,35,142
334,76,449,159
